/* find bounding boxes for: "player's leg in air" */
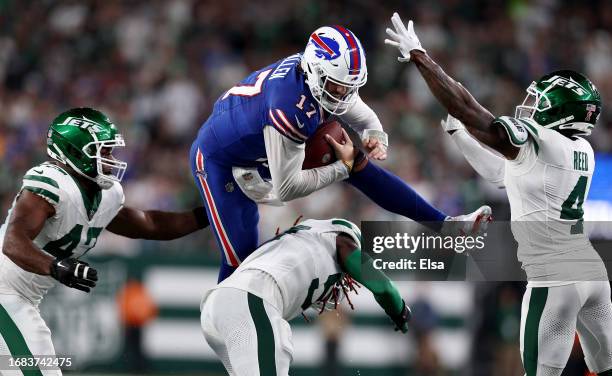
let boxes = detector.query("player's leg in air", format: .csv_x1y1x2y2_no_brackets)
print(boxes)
190,144,259,281
345,155,447,229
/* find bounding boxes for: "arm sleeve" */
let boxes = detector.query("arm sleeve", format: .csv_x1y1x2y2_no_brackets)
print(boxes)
337,95,383,133
342,248,403,316
450,129,506,188
263,126,349,202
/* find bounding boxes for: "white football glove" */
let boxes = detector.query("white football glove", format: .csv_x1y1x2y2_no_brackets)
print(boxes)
440,114,465,134
384,12,425,63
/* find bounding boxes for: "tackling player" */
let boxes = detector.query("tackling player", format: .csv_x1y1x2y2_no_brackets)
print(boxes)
200,218,411,376
0,108,209,376
191,25,491,281
385,13,612,376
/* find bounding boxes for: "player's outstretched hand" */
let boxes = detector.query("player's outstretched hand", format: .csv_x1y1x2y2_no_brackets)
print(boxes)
50,257,98,293
384,12,425,63
326,128,356,171
388,300,411,333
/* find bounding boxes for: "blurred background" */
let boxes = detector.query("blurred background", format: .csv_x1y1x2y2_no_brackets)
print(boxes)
1,0,611,375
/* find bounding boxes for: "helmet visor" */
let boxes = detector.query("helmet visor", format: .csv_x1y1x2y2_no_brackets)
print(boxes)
319,75,363,115
515,83,551,119
83,135,127,184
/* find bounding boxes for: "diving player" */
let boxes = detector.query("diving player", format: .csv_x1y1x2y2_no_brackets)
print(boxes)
385,12,612,376
200,218,411,376
0,108,209,376
190,25,492,281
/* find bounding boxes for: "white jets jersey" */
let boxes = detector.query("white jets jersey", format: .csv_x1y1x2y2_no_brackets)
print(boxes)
496,116,607,285
0,162,124,305
210,218,361,320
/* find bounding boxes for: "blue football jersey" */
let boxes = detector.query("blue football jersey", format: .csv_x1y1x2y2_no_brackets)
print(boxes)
195,53,324,167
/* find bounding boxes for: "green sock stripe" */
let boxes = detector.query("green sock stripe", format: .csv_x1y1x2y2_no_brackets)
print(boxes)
0,303,43,376
523,287,548,376
247,293,276,376
598,369,612,376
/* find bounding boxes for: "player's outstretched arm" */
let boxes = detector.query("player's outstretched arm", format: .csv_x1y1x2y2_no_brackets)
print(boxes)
107,206,209,240
336,234,411,333
2,191,56,275
385,12,519,159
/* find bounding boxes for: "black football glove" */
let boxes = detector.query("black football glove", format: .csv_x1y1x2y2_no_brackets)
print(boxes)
50,258,98,293
388,300,411,333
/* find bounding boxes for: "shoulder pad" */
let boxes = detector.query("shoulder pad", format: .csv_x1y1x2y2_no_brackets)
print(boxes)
267,93,321,143
493,116,530,147
21,163,68,207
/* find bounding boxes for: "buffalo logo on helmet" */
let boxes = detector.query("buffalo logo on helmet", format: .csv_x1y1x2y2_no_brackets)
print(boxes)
310,33,341,61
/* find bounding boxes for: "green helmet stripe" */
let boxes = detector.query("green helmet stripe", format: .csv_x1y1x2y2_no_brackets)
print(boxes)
23,175,59,188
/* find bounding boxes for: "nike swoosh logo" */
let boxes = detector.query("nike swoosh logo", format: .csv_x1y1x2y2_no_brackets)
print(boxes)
294,115,305,129
33,169,43,174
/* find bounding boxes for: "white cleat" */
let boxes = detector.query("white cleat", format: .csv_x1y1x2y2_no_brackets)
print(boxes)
441,205,493,239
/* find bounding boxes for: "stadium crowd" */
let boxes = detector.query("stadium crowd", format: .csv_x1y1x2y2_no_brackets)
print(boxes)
1,1,610,374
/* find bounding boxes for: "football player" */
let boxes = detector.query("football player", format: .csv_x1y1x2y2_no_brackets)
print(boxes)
190,25,492,281
201,218,411,376
0,108,209,376
385,12,612,376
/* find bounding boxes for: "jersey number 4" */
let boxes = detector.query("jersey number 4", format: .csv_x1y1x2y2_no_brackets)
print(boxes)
43,225,103,258
560,176,588,234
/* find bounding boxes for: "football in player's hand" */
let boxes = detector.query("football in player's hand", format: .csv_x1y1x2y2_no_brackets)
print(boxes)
302,120,345,169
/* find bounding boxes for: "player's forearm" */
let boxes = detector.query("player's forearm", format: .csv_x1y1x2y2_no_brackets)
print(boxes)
277,161,348,201
108,207,208,240
2,230,53,275
411,52,496,133
142,209,207,240
341,248,404,316
264,126,349,202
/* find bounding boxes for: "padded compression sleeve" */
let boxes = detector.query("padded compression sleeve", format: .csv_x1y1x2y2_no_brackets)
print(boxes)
450,129,506,188
342,248,403,316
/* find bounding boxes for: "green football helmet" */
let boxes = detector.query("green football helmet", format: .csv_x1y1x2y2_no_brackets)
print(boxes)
515,70,602,136
47,108,127,190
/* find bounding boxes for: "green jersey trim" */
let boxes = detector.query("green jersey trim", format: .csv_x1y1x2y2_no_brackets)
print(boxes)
52,164,102,219
23,187,59,205
23,175,59,189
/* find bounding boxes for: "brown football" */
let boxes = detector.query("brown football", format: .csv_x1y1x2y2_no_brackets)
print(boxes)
302,120,345,169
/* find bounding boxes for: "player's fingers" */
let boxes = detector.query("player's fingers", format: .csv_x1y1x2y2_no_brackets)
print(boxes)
325,134,342,149
391,12,407,33
78,278,97,288
340,128,353,147
408,20,416,35
384,39,400,47
385,28,400,40
72,283,91,293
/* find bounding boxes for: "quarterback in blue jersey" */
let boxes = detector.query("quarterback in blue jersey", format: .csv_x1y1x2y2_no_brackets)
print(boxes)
190,25,491,281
